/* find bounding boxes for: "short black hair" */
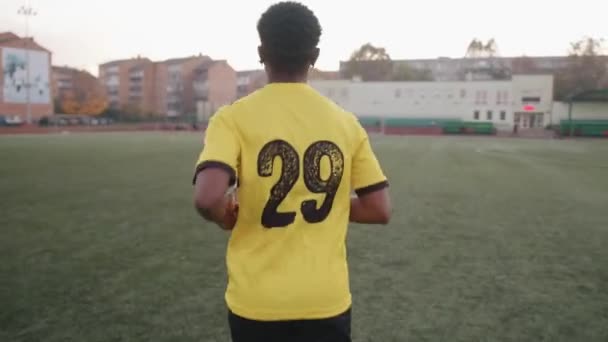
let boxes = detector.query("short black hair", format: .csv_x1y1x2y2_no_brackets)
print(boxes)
257,2,322,74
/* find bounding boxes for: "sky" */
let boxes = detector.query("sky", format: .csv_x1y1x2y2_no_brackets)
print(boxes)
1,0,607,75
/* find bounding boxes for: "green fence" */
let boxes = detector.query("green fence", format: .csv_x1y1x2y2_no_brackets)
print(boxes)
442,121,495,135
357,116,496,135
384,118,459,128
358,117,382,127
560,120,608,137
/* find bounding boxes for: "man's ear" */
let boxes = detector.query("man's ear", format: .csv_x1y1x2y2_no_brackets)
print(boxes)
310,48,320,66
258,45,265,64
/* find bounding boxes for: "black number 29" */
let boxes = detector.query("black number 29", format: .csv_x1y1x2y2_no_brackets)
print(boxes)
257,140,344,228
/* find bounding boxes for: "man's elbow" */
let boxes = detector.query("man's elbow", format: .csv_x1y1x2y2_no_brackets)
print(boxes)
377,207,392,225
194,196,218,220
194,195,211,211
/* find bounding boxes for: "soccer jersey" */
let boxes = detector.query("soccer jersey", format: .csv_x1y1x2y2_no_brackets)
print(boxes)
194,83,388,321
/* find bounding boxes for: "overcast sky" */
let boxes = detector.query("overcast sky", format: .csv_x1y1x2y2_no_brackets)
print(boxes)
1,0,607,75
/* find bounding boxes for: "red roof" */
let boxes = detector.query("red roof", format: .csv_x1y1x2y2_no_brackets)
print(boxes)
0,32,51,53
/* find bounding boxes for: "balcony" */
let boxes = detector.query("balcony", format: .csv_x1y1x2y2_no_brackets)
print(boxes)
129,85,143,93
129,69,144,83
193,80,209,101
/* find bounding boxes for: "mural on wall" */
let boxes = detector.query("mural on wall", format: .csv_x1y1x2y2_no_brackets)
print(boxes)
2,47,50,104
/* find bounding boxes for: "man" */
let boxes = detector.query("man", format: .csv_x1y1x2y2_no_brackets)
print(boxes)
193,2,391,341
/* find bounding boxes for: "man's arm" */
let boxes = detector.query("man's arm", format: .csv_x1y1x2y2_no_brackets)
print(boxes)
350,118,392,225
193,168,237,230
350,187,391,224
191,107,240,230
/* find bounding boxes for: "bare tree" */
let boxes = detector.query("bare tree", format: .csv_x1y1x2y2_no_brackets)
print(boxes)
555,37,608,100
342,43,393,81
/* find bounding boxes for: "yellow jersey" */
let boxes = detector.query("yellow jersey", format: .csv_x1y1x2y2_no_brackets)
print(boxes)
194,83,387,321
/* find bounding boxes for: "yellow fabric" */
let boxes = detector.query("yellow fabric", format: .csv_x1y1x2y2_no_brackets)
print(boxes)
195,83,387,321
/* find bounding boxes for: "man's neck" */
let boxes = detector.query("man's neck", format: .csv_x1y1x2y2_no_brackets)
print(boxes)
267,71,308,84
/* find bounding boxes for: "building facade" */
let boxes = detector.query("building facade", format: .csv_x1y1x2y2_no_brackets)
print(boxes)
0,32,53,122
310,75,554,131
52,66,106,115
235,68,339,99
99,55,236,118
340,56,608,82
99,57,157,115
236,70,267,99
194,60,237,120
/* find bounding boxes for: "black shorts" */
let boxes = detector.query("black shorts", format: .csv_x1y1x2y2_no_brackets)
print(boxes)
228,308,352,342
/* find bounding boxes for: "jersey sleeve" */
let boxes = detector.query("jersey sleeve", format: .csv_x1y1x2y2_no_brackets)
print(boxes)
192,107,240,185
351,122,388,196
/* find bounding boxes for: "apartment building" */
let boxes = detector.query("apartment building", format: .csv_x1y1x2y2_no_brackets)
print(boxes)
99,55,236,118
52,66,105,114
99,57,150,112
193,60,237,120
236,70,267,99
0,32,53,122
161,55,212,117
235,68,338,99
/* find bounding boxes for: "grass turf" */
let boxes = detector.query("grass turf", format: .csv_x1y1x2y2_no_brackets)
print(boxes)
1,133,607,341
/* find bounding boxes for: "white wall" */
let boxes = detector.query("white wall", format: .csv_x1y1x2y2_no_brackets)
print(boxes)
553,101,608,122
2,47,51,104
311,75,554,130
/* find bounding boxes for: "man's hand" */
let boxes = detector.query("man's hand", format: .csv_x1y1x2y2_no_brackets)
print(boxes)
194,167,239,230
220,194,239,231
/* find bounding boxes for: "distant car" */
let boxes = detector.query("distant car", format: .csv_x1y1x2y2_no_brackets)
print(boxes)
0,115,6,126
4,116,24,126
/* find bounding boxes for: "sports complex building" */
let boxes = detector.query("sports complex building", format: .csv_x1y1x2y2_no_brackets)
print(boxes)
0,32,53,123
310,76,608,137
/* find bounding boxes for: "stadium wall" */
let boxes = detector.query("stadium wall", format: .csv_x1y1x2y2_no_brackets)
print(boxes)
310,75,553,134
552,102,608,121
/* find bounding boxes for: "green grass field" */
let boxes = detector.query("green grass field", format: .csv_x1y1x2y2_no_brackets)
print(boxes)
1,133,607,341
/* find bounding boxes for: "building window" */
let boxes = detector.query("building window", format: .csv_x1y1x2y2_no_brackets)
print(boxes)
474,110,480,120
487,110,493,120
522,96,541,103
475,90,487,104
500,111,506,121
341,88,349,99
496,91,502,104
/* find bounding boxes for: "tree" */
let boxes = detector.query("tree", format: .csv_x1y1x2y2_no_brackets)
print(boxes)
554,37,608,100
462,38,509,80
342,43,393,81
391,64,433,81
55,69,107,115
512,56,540,74
349,43,391,61
465,38,499,58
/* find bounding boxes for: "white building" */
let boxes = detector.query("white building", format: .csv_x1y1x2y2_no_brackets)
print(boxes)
310,75,554,131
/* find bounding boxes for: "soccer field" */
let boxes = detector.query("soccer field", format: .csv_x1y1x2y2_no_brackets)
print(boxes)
1,133,607,341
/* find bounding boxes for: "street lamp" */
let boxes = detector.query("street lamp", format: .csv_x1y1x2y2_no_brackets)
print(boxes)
17,5,37,124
